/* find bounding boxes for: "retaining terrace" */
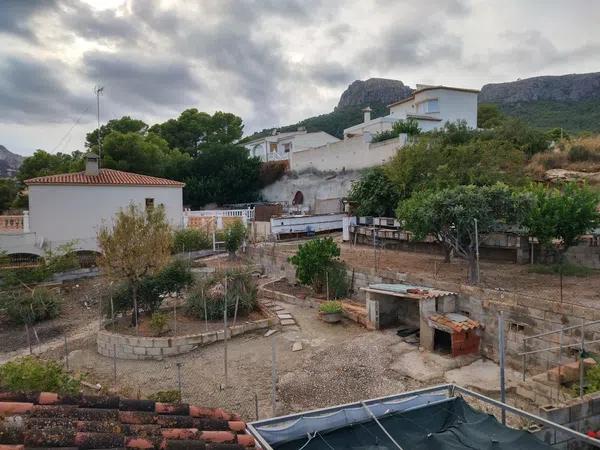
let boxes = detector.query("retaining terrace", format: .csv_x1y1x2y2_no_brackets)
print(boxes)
97,317,277,360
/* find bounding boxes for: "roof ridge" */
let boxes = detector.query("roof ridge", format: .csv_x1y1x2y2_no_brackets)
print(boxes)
25,168,185,187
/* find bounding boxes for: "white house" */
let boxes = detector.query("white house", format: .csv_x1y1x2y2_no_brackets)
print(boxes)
24,153,184,252
343,85,479,138
244,128,339,162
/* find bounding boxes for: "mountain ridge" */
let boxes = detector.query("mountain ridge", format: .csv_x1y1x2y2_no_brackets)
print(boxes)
0,145,23,178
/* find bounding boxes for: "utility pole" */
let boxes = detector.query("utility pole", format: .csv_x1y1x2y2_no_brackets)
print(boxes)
94,86,104,161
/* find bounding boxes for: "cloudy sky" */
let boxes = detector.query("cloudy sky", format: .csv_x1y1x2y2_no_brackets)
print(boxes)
1,0,599,156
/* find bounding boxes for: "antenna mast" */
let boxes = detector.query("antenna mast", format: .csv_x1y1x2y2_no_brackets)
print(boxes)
93,86,104,162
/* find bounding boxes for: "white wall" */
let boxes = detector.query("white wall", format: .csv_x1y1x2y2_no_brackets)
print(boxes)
292,131,339,151
343,117,397,138
245,131,339,162
390,88,478,129
28,185,183,251
290,135,406,172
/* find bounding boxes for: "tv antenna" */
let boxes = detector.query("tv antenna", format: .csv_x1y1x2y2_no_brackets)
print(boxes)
93,86,104,161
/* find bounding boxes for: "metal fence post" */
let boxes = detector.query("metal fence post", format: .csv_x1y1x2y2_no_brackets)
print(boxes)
223,277,228,389
558,329,563,400
255,392,259,421
580,320,585,399
64,335,69,371
522,337,527,382
176,362,183,402
498,312,506,425
271,335,277,416
112,343,117,385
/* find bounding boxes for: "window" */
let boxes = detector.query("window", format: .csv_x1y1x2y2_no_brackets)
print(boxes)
269,143,278,153
509,322,526,333
423,99,439,113
145,198,155,210
283,143,292,153
252,144,262,156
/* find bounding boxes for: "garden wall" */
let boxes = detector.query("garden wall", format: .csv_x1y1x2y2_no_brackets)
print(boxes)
97,317,277,360
248,246,600,371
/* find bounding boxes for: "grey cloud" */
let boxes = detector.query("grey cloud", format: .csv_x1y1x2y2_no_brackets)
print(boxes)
82,51,202,113
0,0,59,42
0,55,90,123
308,62,356,87
360,25,463,72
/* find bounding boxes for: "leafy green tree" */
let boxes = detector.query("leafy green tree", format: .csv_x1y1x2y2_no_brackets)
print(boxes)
477,103,505,129
101,131,190,179
484,117,549,157
397,184,532,283
546,127,570,142
184,144,262,207
289,237,341,293
393,118,421,135
385,133,527,198
150,109,243,155
85,116,148,149
348,167,399,216
97,204,172,328
524,183,600,261
0,179,19,211
223,220,247,257
17,150,84,182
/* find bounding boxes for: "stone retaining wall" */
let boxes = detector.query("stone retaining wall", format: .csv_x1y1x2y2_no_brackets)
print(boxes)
97,317,277,360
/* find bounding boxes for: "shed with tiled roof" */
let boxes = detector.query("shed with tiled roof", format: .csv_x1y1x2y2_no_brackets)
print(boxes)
0,391,255,450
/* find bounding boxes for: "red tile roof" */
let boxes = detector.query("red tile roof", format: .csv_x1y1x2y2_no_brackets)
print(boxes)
25,169,185,187
0,391,254,449
429,314,482,334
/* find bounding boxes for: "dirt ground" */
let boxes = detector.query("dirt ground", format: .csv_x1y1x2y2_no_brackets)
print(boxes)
270,239,600,307
0,278,102,353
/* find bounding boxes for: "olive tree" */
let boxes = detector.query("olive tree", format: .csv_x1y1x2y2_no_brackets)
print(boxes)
525,183,600,261
97,204,172,328
398,183,532,284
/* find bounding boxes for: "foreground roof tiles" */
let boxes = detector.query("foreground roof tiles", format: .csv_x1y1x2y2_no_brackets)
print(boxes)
429,314,482,333
25,169,185,187
0,391,253,449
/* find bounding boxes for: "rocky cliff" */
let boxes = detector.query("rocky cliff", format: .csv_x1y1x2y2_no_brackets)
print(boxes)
336,78,414,109
0,145,23,178
480,72,600,104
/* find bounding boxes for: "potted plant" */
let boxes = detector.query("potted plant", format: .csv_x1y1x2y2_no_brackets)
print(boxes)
319,300,343,323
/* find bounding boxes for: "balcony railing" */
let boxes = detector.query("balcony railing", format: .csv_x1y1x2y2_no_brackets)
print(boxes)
0,212,29,233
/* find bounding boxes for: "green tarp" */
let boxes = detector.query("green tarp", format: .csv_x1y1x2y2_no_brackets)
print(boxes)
275,397,552,450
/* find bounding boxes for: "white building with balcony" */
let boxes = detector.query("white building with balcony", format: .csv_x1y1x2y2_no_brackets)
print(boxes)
343,85,479,139
244,128,339,163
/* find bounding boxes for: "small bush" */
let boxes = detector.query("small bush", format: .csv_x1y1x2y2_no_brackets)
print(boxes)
289,237,340,293
172,228,211,253
224,220,246,256
259,161,288,186
371,130,398,143
103,259,193,317
147,390,181,403
149,312,169,336
528,263,597,277
186,269,257,320
319,300,343,314
568,145,594,162
325,261,349,299
1,288,62,325
0,357,79,394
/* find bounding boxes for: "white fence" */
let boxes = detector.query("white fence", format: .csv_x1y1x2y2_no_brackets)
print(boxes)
182,208,255,230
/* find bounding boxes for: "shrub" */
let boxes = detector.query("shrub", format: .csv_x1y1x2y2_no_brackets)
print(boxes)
172,228,211,253
186,269,257,320
392,118,421,136
259,160,288,186
149,312,169,336
0,357,79,394
103,259,193,317
147,390,181,403
568,145,600,163
371,130,398,143
1,288,62,325
319,300,343,314
325,261,349,299
289,237,340,293
224,220,246,256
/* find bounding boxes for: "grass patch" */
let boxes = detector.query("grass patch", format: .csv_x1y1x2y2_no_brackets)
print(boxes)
528,263,598,277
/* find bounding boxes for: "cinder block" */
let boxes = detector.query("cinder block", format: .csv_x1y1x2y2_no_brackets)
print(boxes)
539,405,570,425
133,347,146,356
146,347,162,356
569,401,591,422
202,332,217,344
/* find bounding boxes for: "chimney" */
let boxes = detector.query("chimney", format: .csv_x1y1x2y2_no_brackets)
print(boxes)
362,106,372,123
85,153,100,176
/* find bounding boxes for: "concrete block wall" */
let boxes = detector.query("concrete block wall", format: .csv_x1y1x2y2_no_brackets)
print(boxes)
97,317,277,360
534,395,600,449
